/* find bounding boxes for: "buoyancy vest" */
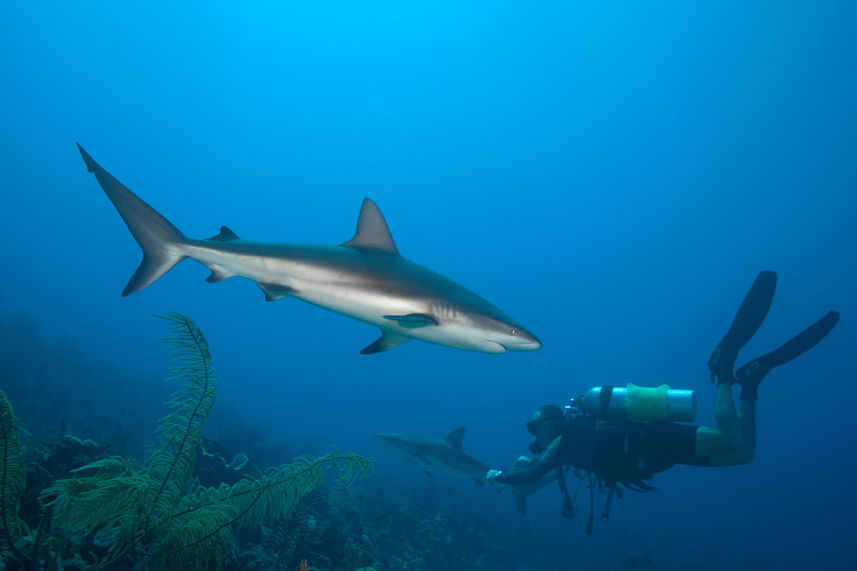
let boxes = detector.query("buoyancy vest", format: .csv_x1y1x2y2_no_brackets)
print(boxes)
560,416,660,491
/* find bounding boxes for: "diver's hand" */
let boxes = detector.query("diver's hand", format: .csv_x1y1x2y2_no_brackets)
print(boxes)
485,469,504,483
513,455,533,468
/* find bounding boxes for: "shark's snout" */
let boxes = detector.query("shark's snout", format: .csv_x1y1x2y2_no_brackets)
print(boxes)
499,327,541,352
517,334,542,351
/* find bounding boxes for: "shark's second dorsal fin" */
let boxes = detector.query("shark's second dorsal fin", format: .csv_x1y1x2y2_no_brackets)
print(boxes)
207,226,240,241
443,427,466,449
341,198,399,255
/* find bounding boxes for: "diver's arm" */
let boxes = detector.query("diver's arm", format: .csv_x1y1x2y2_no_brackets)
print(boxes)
488,435,562,486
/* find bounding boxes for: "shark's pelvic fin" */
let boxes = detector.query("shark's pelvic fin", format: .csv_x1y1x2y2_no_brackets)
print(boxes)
207,226,240,241
256,282,297,302
205,265,235,283
443,427,466,449
383,313,439,328
340,198,399,255
360,329,411,354
77,144,186,296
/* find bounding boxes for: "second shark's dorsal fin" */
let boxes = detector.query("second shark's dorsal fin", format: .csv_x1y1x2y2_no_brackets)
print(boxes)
443,427,467,449
207,226,240,241
341,198,399,255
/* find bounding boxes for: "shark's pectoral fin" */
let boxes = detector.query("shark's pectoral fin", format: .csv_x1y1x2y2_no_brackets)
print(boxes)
383,313,439,328
360,329,411,354
256,282,297,302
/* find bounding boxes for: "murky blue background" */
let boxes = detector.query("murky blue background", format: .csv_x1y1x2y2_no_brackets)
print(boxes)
2,2,855,568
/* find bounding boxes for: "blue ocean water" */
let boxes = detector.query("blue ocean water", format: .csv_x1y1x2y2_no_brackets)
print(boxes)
2,1,855,569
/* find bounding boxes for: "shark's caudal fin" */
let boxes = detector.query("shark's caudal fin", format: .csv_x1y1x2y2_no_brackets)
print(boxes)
77,144,186,296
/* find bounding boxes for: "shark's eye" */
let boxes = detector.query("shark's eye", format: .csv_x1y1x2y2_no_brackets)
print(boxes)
511,328,520,336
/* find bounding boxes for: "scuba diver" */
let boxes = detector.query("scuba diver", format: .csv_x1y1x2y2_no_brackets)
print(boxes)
486,271,839,532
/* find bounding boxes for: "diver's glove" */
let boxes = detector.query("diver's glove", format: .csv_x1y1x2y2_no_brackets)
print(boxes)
513,455,533,468
486,469,505,482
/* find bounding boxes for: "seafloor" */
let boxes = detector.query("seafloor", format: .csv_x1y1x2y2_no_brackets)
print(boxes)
1,315,731,571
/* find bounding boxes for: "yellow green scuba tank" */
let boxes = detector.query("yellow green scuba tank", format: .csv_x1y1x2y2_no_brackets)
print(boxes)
577,384,696,422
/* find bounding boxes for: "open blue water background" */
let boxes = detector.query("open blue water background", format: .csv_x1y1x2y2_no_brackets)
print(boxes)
2,2,855,569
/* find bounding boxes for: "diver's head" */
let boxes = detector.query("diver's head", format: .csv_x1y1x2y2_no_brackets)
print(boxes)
526,404,564,454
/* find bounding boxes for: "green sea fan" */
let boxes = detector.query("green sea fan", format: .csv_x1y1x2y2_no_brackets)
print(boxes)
160,451,372,570
144,312,219,528
40,312,372,570
0,389,28,562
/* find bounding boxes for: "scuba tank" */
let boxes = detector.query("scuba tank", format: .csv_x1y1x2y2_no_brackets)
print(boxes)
577,384,696,423
552,385,696,534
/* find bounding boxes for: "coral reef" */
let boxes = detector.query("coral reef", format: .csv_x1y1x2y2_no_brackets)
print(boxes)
0,313,371,570
0,312,684,571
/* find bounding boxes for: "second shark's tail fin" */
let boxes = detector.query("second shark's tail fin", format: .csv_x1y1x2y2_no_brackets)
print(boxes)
77,144,186,296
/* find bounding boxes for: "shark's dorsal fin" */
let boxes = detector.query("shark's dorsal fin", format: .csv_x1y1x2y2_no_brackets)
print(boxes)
207,226,240,241
341,198,399,255
443,427,466,449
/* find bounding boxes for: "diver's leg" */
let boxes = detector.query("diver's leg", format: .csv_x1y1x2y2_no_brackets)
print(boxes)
694,381,743,458
707,398,756,466
705,311,839,465
694,271,776,460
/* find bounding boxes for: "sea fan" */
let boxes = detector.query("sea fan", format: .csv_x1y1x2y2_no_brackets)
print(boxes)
0,389,28,564
41,313,371,570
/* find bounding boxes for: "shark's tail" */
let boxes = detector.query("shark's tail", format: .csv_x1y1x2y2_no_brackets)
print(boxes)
77,144,186,296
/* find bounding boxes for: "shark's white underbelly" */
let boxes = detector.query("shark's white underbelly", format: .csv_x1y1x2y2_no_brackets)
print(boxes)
183,242,503,352
189,245,426,325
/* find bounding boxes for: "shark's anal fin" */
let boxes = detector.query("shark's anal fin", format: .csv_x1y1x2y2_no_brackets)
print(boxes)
341,198,399,254
443,427,467,450
207,226,240,241
383,313,439,328
360,330,411,354
256,282,297,302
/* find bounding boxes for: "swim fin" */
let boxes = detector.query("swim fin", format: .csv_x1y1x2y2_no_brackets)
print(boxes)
736,310,840,400
708,271,778,385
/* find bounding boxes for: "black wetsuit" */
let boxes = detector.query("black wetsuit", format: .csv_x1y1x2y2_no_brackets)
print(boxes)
496,416,706,489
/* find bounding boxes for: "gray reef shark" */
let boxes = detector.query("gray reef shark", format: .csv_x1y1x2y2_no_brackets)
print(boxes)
374,427,556,514
77,145,540,354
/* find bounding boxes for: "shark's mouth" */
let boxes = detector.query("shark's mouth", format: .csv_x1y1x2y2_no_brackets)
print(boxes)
484,341,508,353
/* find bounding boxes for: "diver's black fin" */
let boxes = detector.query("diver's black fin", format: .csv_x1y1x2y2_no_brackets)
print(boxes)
708,271,778,384
736,310,840,400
